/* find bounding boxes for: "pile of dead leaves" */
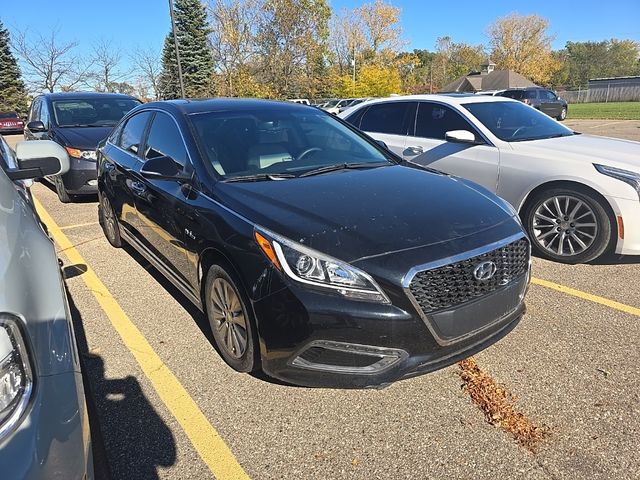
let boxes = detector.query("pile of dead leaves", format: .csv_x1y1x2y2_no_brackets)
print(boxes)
457,357,548,451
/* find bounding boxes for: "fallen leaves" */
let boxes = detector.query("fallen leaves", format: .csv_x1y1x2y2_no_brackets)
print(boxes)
457,357,549,452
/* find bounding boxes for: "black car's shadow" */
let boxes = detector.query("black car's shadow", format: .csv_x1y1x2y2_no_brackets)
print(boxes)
37,178,98,203
66,280,177,480
122,244,296,387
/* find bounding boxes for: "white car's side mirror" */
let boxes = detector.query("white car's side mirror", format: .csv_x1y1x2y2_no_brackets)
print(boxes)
445,130,478,144
8,141,70,181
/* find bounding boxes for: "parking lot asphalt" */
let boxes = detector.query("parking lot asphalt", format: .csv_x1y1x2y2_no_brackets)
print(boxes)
5,120,640,479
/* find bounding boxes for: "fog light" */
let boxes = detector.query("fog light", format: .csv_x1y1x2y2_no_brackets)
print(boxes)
87,179,98,186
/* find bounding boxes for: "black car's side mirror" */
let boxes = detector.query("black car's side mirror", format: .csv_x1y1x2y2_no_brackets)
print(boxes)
140,155,190,181
26,120,47,133
375,140,389,150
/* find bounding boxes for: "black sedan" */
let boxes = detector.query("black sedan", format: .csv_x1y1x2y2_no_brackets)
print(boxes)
97,99,530,388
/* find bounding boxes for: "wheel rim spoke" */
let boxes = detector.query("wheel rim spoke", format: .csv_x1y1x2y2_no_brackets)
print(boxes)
533,195,598,257
209,277,247,359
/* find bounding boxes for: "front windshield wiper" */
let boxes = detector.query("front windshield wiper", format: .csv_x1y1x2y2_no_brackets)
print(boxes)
224,173,296,183
298,162,390,178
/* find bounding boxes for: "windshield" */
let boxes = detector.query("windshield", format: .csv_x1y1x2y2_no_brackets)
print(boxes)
324,99,339,108
0,112,19,119
463,101,574,142
189,107,392,180
52,98,141,127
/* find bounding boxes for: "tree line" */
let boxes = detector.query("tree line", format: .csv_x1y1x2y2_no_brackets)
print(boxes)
1,1,639,115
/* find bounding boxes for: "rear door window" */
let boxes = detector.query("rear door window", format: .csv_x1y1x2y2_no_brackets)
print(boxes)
525,90,538,100
118,112,152,156
359,102,414,135
415,102,475,140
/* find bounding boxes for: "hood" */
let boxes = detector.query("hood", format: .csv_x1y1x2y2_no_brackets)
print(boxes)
213,165,515,261
54,126,113,150
514,134,640,170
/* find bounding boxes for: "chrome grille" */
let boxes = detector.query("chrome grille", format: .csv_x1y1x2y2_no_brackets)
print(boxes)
408,238,530,314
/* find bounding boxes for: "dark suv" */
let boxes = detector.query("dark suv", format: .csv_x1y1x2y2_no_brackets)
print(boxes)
498,87,568,121
24,92,141,202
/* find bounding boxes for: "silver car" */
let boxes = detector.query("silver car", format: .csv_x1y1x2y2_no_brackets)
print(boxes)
0,135,93,479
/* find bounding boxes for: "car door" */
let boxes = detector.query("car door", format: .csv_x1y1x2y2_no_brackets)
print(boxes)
356,101,417,157
101,111,153,235
132,111,195,291
403,101,500,193
539,90,561,118
23,97,42,140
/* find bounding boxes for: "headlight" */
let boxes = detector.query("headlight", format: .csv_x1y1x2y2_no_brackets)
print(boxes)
594,164,640,199
254,229,390,303
0,314,33,439
65,147,97,161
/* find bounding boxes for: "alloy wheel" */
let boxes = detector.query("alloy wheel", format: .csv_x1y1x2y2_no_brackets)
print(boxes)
208,278,248,359
532,195,598,257
101,196,117,242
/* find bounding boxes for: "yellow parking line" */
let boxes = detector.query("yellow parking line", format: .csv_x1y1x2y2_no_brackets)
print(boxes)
531,277,640,317
59,221,100,230
33,197,250,480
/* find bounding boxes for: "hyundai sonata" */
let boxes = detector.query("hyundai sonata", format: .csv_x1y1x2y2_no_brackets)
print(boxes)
97,99,530,388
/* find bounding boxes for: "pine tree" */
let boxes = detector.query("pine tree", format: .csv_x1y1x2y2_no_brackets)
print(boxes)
159,0,215,99
0,20,29,117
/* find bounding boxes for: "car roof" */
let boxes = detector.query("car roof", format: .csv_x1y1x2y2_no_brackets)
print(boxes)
41,91,140,101
139,98,318,115
350,93,518,107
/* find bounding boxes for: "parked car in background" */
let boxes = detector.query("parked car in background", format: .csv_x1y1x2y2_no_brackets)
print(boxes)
287,98,310,105
337,97,372,114
97,98,530,388
24,92,141,202
497,87,568,120
341,94,640,263
0,112,25,134
323,98,356,115
0,135,94,479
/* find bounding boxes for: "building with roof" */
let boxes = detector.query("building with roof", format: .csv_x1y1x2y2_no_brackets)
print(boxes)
440,60,537,93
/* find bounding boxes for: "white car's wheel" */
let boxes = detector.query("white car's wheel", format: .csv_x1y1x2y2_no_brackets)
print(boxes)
524,187,613,264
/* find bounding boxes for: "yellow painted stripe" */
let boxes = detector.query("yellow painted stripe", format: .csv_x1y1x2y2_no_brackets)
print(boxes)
34,197,250,480
531,277,640,317
59,221,100,230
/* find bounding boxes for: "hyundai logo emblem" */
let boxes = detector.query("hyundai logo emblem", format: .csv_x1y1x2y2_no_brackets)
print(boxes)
473,261,497,281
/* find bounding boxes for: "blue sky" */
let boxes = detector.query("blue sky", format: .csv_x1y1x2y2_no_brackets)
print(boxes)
2,0,639,70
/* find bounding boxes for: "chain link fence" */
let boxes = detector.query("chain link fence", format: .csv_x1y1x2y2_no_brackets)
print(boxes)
559,83,640,104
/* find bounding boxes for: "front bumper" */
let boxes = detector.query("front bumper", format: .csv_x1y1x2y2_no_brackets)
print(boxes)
59,157,98,194
0,371,93,480
607,195,640,255
253,273,527,389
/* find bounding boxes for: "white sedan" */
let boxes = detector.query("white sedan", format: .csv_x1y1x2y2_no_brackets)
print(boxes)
340,94,640,263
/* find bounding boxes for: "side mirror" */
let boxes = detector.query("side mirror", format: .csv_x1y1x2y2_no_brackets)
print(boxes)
445,130,479,145
7,141,70,181
375,140,389,150
140,155,189,181
26,120,47,133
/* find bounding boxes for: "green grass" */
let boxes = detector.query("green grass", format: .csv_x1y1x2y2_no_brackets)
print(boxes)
567,102,640,120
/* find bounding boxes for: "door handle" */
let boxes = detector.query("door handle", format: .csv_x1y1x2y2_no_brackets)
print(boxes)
404,146,424,156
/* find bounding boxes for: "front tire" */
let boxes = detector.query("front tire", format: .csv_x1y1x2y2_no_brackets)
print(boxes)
523,186,613,264
204,264,259,373
557,107,567,121
54,176,72,203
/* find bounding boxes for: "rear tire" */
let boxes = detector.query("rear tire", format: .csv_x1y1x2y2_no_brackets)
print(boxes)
523,186,613,264
204,264,259,373
54,176,72,203
99,194,122,248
